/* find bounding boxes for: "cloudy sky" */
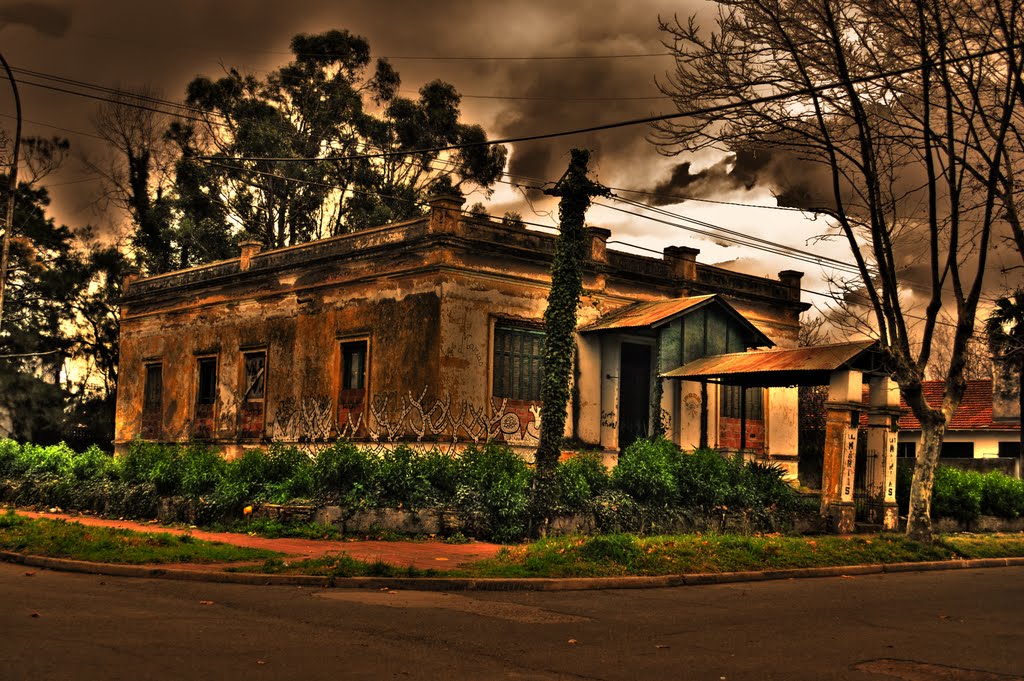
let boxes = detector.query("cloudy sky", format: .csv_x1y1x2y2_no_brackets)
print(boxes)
0,0,1017,322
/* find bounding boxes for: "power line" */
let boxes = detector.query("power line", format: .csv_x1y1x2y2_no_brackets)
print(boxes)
80,32,671,62
0,112,108,141
0,72,211,125
8,67,219,118
197,38,1024,163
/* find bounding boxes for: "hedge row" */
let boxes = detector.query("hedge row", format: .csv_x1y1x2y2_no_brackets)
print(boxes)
0,438,809,541
895,460,1024,523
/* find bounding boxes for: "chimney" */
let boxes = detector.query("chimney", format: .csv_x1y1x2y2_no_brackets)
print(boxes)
992,358,1021,423
239,240,262,271
427,194,465,236
778,270,804,300
587,226,611,263
664,245,699,281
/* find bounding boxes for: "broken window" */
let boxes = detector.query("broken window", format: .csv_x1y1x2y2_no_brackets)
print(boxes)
240,351,266,438
339,340,368,434
141,363,162,439
194,356,217,438
493,324,545,402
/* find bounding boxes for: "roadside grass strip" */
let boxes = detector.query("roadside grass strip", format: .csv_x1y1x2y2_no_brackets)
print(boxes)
230,555,437,578
0,510,279,565
447,533,1024,578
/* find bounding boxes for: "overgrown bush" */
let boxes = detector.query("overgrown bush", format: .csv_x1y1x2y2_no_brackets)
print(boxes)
611,438,678,506
980,471,1024,519
456,443,532,542
556,453,609,512
311,441,377,505
932,467,984,523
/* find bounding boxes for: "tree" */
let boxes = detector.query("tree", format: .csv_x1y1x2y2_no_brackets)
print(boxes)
87,87,177,273
986,288,1024,464
178,29,506,251
533,149,608,532
0,166,91,442
655,0,1022,539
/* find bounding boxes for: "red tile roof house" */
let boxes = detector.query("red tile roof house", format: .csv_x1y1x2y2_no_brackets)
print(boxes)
888,380,1020,476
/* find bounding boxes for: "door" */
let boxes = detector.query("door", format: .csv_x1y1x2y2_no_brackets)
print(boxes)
618,342,652,450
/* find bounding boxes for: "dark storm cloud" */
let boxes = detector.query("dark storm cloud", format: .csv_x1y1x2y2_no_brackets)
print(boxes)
0,1,70,37
647,147,836,210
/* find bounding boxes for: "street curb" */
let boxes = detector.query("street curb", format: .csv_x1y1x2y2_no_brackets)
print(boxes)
2,550,1023,591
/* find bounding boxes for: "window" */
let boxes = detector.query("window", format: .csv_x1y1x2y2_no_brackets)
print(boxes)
493,324,545,401
194,356,217,438
940,441,974,458
342,341,367,390
197,357,217,405
897,442,916,458
141,363,162,439
999,441,1021,458
240,351,266,438
720,385,763,420
339,340,368,433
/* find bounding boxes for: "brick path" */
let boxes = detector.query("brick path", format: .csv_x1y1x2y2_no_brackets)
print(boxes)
11,510,503,570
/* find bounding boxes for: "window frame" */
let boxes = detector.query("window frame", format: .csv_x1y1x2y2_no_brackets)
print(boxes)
141,362,163,439
492,322,546,402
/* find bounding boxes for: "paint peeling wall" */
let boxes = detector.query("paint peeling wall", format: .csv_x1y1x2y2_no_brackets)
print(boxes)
115,196,809,458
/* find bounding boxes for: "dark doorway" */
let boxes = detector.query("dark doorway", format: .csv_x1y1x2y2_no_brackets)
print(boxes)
619,342,652,451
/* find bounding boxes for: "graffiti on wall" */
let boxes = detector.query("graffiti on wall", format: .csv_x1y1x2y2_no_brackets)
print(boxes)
271,385,541,451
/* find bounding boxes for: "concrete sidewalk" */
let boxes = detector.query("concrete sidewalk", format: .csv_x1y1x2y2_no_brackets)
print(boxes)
11,509,503,570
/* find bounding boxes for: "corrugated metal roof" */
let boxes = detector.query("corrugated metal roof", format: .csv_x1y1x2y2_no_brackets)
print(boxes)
581,295,716,332
662,339,878,383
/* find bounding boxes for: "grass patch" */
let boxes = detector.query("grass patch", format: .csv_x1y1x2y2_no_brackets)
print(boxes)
939,533,1024,559
448,532,1024,579
0,510,279,565
231,553,436,578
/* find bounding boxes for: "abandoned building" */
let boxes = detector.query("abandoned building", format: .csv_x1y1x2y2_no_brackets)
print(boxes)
114,195,811,470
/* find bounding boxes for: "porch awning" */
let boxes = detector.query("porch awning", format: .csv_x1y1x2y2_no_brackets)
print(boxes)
661,339,881,387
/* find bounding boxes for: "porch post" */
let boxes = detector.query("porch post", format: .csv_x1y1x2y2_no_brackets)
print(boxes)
821,369,862,533
865,376,900,530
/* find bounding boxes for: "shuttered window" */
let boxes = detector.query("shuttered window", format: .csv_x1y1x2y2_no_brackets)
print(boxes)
493,325,545,401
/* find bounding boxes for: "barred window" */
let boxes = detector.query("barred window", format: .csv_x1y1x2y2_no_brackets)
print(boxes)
141,363,162,439
720,385,763,420
493,324,544,401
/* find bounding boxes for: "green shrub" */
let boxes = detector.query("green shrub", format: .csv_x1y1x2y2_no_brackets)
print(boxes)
71,445,118,481
418,450,463,505
456,443,532,542
311,441,378,505
20,443,76,480
376,445,432,509
0,438,21,476
932,467,983,523
177,444,227,498
612,438,678,506
556,453,609,512
118,440,177,487
979,471,1024,519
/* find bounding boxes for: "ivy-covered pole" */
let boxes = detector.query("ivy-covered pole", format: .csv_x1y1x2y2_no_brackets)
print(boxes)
533,149,608,533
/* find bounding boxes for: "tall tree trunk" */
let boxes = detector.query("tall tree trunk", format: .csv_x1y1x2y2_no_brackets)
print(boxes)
907,420,945,541
532,149,608,534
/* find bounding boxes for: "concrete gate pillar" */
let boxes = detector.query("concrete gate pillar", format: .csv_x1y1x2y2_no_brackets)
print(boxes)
821,369,862,533
865,376,900,530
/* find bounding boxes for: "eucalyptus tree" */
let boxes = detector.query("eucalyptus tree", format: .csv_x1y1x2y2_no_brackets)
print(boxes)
180,29,507,250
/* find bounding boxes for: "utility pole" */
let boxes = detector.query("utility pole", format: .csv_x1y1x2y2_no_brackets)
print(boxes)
533,148,608,531
0,51,21,333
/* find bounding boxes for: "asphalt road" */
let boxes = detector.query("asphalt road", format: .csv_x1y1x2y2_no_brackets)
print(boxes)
1,562,1022,681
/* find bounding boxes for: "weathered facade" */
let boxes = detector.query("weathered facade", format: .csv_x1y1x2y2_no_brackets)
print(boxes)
115,196,808,465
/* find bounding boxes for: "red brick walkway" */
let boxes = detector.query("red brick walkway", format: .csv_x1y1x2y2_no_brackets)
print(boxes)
12,510,503,570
